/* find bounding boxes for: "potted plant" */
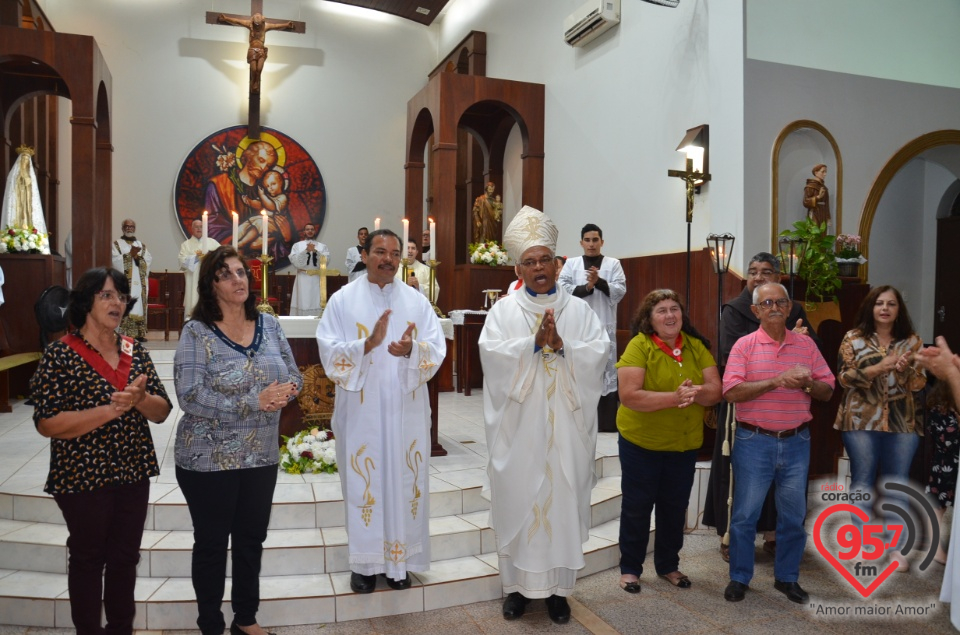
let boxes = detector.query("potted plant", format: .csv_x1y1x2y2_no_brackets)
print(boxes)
778,219,841,309
835,233,867,278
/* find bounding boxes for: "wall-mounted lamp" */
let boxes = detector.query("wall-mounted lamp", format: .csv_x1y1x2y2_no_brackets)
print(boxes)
676,124,709,185
706,232,735,337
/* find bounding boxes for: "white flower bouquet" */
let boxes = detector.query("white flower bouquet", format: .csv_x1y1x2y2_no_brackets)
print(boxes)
469,240,509,266
279,427,338,475
0,225,50,254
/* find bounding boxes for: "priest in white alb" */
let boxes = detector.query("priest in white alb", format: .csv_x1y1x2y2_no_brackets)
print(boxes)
178,219,220,318
289,222,331,316
479,206,610,625
316,228,446,594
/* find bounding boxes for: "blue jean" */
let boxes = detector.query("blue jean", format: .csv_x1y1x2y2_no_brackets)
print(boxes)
729,425,810,585
618,434,698,577
842,430,920,551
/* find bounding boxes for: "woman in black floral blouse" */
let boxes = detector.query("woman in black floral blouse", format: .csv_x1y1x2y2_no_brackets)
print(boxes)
31,267,172,634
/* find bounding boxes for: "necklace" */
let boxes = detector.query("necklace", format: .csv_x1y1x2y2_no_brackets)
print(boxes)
651,333,684,366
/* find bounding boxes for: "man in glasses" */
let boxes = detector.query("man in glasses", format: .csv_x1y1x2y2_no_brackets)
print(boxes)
111,219,152,341
703,252,819,562
478,206,610,625
722,282,834,604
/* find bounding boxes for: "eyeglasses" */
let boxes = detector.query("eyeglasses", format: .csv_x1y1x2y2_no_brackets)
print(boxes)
215,267,248,282
96,290,129,304
747,268,777,278
520,256,554,268
755,298,791,309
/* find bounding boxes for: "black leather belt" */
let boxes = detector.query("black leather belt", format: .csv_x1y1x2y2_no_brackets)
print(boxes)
737,421,808,439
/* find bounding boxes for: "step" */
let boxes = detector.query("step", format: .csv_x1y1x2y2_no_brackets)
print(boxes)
0,519,622,629
0,477,623,579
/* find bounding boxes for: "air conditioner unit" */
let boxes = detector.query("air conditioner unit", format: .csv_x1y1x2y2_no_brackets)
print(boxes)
564,0,621,48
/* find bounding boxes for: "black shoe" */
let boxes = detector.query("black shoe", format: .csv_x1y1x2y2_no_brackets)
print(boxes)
386,573,412,590
502,592,530,620
724,580,748,602
230,622,275,635
350,571,377,594
546,595,571,624
774,580,809,604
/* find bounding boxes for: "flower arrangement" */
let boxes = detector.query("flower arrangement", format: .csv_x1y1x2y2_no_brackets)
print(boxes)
279,427,337,475
0,225,50,254
469,240,509,266
835,233,867,265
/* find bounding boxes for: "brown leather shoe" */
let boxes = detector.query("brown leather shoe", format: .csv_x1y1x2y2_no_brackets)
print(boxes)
720,542,730,562
763,540,776,556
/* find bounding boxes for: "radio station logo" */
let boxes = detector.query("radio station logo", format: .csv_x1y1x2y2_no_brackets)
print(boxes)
813,481,939,598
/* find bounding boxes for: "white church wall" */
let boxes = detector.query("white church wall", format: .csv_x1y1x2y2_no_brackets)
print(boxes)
743,59,960,275
437,0,719,263
38,0,437,272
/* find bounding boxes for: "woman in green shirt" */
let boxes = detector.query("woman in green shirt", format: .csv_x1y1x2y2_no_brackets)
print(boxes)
616,289,721,593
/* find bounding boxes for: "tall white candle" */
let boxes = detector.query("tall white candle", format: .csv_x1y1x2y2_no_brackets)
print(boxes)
402,218,409,251
232,212,239,248
202,211,208,245
374,217,381,231
429,218,436,261
261,211,268,256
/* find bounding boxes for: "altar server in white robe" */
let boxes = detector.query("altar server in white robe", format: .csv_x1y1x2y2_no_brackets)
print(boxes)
316,228,446,594
394,239,439,304
345,226,369,282
178,219,220,318
479,206,610,624
559,223,626,432
289,222,331,315
112,219,152,340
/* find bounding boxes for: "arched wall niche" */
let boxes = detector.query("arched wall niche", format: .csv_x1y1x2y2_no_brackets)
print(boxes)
859,130,960,281
771,120,843,251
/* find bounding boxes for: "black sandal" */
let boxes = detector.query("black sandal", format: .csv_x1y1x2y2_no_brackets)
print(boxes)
619,576,641,594
660,572,692,588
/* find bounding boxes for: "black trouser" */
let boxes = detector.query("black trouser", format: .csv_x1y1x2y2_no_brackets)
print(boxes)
176,465,278,635
54,479,150,635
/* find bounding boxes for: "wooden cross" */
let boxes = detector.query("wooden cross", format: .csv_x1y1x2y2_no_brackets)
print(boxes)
206,0,305,139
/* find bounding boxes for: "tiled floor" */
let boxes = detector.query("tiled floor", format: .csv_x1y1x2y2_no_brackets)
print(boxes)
1,331,959,633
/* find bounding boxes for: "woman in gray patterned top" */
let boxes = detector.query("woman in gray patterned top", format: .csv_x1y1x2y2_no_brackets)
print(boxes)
174,246,301,635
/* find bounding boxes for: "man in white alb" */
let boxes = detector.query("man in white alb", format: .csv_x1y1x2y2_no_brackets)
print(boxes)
316,229,446,594
479,206,610,624
344,226,369,282
394,239,438,304
112,219,152,341
289,222,330,316
559,223,626,432
178,219,220,318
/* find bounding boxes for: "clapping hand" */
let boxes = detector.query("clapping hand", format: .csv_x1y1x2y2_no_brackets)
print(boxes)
258,380,300,412
364,310,391,354
388,322,416,358
111,374,147,413
779,364,812,389
586,267,600,290
676,379,701,408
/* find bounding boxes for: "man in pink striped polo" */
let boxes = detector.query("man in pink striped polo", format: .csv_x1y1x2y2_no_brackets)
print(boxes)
721,283,834,605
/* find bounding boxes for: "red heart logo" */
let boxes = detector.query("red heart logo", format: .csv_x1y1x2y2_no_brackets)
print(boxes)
813,503,899,598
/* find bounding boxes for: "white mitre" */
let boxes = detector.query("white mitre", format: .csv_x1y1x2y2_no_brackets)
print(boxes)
502,205,558,260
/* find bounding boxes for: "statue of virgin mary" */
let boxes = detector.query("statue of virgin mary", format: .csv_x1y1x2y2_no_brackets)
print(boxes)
2,146,50,253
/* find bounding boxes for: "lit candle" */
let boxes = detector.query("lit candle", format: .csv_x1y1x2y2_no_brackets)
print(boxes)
429,217,436,261
374,217,381,231
202,211,208,245
232,211,239,248
402,218,409,251
261,211,268,256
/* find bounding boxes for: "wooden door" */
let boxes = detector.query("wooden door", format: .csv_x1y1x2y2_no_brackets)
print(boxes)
935,216,960,344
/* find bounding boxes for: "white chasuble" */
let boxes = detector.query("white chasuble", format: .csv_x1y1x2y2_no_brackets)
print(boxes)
558,256,626,396
316,278,446,578
178,236,220,317
479,287,609,597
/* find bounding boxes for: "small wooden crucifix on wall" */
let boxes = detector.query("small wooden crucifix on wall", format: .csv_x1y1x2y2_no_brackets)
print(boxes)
206,0,305,139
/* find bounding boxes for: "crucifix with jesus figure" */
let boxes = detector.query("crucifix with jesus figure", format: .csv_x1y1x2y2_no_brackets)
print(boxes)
206,0,305,139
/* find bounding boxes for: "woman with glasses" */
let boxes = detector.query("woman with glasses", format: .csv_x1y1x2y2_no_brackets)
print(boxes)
703,252,818,561
174,246,302,635
834,285,926,571
31,267,172,633
615,289,721,593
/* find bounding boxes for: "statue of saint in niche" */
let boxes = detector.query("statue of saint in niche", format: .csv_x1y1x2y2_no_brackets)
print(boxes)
802,164,831,229
472,181,503,243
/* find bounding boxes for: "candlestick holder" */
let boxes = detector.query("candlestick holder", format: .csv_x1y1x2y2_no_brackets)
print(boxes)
427,259,444,317
257,254,277,316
